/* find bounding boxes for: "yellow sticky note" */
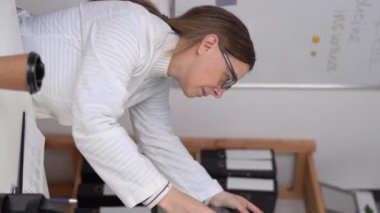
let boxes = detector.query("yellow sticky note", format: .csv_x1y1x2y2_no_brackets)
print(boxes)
312,35,320,44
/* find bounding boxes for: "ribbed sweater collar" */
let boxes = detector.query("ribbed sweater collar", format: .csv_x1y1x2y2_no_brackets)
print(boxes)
150,32,179,77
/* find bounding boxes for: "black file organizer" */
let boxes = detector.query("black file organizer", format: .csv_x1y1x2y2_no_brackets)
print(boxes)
200,148,278,213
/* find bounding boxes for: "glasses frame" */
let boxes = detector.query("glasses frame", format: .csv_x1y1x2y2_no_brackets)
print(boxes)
219,45,238,90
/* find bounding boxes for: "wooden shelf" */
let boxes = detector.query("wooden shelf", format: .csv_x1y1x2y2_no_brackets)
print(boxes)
181,138,325,213
45,135,325,213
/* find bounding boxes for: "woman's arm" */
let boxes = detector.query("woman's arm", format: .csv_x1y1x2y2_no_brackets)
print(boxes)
130,81,262,213
72,11,169,207
129,81,223,202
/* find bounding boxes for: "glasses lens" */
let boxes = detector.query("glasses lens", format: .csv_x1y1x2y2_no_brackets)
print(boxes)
221,79,235,90
219,46,237,90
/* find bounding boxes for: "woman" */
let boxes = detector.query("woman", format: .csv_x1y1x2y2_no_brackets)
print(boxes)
19,0,260,212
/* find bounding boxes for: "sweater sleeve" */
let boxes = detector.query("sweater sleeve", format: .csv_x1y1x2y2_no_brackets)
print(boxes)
129,81,223,203
71,14,168,207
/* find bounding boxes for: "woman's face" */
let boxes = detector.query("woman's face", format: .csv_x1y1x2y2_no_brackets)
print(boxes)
179,44,250,98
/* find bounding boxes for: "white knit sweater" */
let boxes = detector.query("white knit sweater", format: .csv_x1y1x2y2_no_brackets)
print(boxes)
19,1,222,208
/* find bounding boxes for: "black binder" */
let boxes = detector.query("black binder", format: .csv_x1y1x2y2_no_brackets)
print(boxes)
217,177,277,213
201,149,276,178
77,183,123,207
201,149,275,160
78,156,159,212
81,160,103,183
77,183,157,211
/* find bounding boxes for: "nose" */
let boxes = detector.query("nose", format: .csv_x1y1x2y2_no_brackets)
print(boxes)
211,87,224,98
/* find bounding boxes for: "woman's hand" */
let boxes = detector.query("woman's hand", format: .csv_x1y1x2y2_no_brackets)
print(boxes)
157,187,216,213
209,191,263,213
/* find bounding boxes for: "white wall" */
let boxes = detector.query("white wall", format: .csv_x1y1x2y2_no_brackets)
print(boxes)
37,88,380,189
168,88,380,189
17,0,380,190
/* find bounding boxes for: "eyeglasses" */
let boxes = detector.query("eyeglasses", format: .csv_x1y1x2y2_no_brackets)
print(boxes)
219,45,238,90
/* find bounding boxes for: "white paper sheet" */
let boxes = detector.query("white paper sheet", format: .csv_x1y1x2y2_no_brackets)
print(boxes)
226,149,272,160
0,91,34,193
227,177,275,192
22,112,45,193
226,159,273,171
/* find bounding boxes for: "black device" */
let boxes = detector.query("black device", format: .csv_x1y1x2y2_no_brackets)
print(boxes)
27,52,45,94
201,149,278,213
0,194,60,213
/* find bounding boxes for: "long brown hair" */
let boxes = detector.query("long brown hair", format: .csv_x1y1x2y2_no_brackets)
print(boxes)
91,0,256,70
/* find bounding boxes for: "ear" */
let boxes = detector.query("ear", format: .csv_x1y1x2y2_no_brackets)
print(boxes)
197,34,219,55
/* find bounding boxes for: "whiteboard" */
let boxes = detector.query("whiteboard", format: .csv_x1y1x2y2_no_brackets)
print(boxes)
175,0,380,88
